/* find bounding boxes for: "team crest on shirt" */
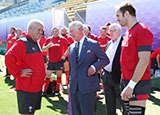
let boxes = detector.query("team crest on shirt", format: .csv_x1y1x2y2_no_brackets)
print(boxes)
32,47,36,51
58,40,60,42
129,34,132,38
122,40,128,47
28,106,33,112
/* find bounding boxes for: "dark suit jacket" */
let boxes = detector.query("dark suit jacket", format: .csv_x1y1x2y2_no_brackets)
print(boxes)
104,36,123,84
69,37,109,94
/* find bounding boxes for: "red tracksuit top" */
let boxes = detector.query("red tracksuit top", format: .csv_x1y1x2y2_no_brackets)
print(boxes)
5,33,46,92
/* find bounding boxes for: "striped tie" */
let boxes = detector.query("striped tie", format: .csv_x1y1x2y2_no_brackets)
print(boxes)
75,42,80,63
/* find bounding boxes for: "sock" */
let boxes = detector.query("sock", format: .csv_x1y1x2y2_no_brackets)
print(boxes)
65,70,69,84
123,101,129,114
43,78,50,92
129,105,145,115
56,76,62,91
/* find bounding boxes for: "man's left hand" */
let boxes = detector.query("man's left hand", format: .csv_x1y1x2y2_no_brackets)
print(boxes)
121,86,133,101
88,67,95,76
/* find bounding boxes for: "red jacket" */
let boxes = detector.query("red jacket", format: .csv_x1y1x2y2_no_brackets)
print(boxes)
5,33,46,92
6,34,16,51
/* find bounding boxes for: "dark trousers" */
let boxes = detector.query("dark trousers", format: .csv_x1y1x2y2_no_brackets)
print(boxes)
70,91,96,115
102,71,126,115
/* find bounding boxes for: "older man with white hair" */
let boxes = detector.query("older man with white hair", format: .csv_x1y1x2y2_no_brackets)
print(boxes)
68,21,109,115
102,23,126,115
5,19,46,115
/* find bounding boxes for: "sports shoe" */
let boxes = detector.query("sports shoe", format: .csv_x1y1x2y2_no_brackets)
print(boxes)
52,90,60,96
42,92,47,97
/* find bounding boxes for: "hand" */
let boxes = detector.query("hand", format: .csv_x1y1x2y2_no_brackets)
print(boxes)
61,55,66,60
121,85,134,101
21,69,33,77
48,42,54,47
88,67,95,76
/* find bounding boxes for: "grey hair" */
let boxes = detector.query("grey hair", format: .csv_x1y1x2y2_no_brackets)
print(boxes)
69,21,84,30
83,24,89,32
27,19,44,31
109,23,122,33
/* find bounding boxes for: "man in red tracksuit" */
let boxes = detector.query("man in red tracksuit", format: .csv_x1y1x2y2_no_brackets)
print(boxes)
61,27,74,85
43,27,69,96
5,19,46,115
98,26,111,51
4,26,16,78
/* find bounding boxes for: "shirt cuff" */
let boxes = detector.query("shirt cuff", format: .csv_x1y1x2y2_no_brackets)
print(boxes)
91,65,96,72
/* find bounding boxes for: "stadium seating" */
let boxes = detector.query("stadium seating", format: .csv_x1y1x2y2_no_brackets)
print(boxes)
55,0,100,20
0,0,66,20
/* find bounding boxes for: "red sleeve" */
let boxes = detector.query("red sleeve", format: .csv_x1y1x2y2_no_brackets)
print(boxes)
136,29,153,47
45,38,51,45
5,40,26,78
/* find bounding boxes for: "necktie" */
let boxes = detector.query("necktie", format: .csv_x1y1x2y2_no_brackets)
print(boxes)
75,42,80,63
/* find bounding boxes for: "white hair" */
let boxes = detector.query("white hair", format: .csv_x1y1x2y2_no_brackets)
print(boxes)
69,21,84,30
83,24,89,32
27,19,44,31
109,23,122,33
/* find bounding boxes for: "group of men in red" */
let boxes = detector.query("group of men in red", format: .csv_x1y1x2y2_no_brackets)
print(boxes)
4,22,112,97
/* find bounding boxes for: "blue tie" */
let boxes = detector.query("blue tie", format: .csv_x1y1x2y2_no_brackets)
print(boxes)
75,42,80,63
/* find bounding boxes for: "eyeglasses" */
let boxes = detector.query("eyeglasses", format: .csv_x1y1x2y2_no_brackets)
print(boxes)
109,29,117,33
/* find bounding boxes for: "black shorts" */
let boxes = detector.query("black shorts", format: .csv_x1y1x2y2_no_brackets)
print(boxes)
64,57,69,62
17,90,42,114
43,55,47,63
121,79,151,101
47,60,64,70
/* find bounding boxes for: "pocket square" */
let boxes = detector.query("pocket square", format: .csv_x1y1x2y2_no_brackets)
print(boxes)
87,50,91,53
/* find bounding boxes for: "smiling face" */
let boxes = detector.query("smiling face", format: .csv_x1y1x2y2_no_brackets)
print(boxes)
29,23,43,41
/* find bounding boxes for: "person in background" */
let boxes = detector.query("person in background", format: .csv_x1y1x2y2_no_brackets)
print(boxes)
5,19,46,115
4,26,16,78
43,27,69,96
105,22,111,37
98,26,111,51
116,2,153,115
150,48,160,76
68,21,109,115
61,27,74,85
16,28,22,40
102,23,126,115
86,25,98,41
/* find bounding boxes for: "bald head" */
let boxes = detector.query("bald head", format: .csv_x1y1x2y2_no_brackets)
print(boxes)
27,19,44,41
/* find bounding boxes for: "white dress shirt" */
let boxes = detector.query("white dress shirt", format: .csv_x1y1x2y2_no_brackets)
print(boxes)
75,36,96,72
104,36,121,72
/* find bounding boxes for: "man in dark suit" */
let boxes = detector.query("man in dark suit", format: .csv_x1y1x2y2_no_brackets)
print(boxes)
102,23,126,115
68,21,110,115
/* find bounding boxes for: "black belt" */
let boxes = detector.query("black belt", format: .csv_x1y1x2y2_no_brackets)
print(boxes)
103,69,112,74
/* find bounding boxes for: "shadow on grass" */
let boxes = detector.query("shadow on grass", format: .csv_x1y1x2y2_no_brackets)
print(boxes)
96,100,106,115
4,77,15,89
45,95,68,114
149,88,160,106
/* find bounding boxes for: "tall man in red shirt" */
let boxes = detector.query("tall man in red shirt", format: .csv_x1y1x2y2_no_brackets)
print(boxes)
4,26,16,78
5,19,46,115
98,26,111,51
43,27,69,95
61,27,74,85
116,2,153,115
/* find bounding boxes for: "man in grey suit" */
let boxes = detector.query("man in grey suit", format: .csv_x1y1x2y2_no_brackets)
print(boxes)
102,23,126,115
68,21,110,115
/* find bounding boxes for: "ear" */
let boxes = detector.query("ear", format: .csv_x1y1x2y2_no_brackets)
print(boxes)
124,11,130,17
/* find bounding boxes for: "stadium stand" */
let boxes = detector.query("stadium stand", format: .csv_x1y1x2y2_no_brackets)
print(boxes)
0,0,66,20
55,0,100,20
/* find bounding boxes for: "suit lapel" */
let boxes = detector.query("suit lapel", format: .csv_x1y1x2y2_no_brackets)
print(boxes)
78,37,88,66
